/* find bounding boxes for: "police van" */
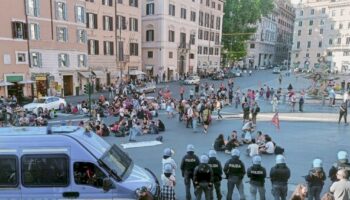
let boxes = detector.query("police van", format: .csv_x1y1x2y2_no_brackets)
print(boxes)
0,126,159,199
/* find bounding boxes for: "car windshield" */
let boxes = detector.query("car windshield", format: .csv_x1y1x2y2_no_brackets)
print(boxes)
99,144,133,181
34,99,46,103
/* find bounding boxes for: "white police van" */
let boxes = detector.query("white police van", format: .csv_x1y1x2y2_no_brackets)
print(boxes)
0,126,159,199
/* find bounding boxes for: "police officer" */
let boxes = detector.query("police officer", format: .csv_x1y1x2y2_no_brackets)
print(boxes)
224,149,246,200
194,155,213,200
181,144,200,200
162,148,177,176
270,155,291,200
208,150,223,200
305,158,326,200
247,156,266,200
329,150,350,182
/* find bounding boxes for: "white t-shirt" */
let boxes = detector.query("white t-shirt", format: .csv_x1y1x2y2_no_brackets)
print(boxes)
247,143,259,157
265,141,275,154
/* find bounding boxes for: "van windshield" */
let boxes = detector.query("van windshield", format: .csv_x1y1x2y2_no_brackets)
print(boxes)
99,144,133,181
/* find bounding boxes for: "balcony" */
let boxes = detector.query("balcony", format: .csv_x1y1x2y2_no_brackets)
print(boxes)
178,42,190,49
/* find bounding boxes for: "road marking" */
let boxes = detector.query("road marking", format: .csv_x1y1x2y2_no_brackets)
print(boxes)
121,140,162,149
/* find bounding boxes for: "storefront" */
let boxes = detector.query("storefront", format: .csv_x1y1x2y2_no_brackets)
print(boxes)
32,73,49,97
145,65,154,77
5,74,24,100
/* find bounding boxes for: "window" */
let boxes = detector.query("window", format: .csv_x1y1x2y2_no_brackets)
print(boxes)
310,9,314,15
190,11,196,22
189,53,194,59
297,41,300,49
12,21,28,39
319,41,322,47
75,54,86,68
308,29,312,35
199,12,203,26
180,32,186,46
341,9,344,16
307,41,311,48
214,48,219,55
198,46,202,54
306,53,309,58
209,47,213,55
118,0,122,3
88,39,99,55
169,52,173,58
204,31,209,40
103,16,113,31
198,30,203,39
317,53,321,57
218,3,221,11
215,33,219,44
210,32,214,41
348,22,350,29
346,37,350,45
56,2,67,20
321,8,326,14
320,28,323,34
298,30,301,36
320,19,324,25
129,43,138,56
329,38,333,45
203,47,208,54
116,15,126,30
22,154,69,187
298,21,302,26
102,0,113,6
77,29,87,43
86,13,98,29
0,156,18,187
56,27,68,42
146,30,154,42
327,51,332,56
332,10,336,16
31,52,42,67
16,52,27,64
299,10,303,16
210,15,214,29
206,0,209,6
129,18,138,32
169,4,175,16
58,54,69,67
216,17,221,30
118,41,124,61
337,38,341,44
73,162,106,188
250,43,255,49
181,8,187,19
146,3,154,15
211,1,215,8
339,23,343,29
205,13,209,27
29,23,40,40
190,34,195,45
129,0,138,7
331,24,334,30
295,53,299,58
75,6,85,23
309,20,313,26
103,41,114,55
147,51,153,58
26,0,40,17
168,30,175,42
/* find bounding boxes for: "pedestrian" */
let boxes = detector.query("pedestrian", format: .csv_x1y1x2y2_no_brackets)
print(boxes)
192,105,199,133
251,102,260,125
242,101,250,124
190,88,194,100
338,101,348,125
208,150,223,200
162,148,177,176
329,151,350,182
305,158,326,200
216,99,223,120
278,74,282,85
194,155,213,200
270,155,291,200
290,184,308,200
228,88,233,105
271,96,279,113
180,86,185,100
291,93,297,112
202,105,212,134
299,95,305,112
178,100,185,122
330,169,350,200
160,164,176,200
224,149,246,200
180,144,200,200
186,105,194,128
247,156,266,200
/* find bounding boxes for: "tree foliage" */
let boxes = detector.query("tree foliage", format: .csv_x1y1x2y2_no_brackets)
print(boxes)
222,0,275,63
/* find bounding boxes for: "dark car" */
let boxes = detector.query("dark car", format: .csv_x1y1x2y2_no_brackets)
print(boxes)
211,72,224,80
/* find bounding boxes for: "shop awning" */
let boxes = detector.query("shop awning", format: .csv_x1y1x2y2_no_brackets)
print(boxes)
93,70,105,79
79,71,91,78
6,75,23,82
145,65,153,70
129,70,146,76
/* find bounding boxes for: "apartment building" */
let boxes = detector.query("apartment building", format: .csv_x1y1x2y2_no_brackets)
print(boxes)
291,0,350,72
86,0,142,86
26,0,88,97
274,0,295,66
197,0,225,73
142,0,224,82
0,0,30,98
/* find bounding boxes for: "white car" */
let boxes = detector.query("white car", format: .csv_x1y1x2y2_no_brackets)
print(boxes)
23,96,67,114
136,83,156,94
184,76,200,85
273,67,281,74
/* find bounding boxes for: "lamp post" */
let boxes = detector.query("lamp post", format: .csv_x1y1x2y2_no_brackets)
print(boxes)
88,73,96,120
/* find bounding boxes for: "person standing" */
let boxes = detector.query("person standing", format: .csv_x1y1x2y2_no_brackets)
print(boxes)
190,88,195,100
329,151,350,182
160,164,176,200
251,102,260,126
299,95,305,112
181,144,200,200
216,99,223,120
330,169,350,200
247,156,267,200
278,74,282,85
192,106,199,133
186,105,194,128
305,159,326,200
208,150,223,200
224,149,246,200
270,155,291,200
180,86,185,100
242,101,250,124
271,97,279,113
193,155,213,200
162,148,177,176
338,101,348,125
202,105,211,134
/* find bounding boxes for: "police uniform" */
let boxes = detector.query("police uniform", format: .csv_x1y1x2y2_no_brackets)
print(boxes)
208,157,223,200
247,163,266,200
269,163,291,200
305,168,326,200
181,151,200,200
193,163,213,200
224,155,246,200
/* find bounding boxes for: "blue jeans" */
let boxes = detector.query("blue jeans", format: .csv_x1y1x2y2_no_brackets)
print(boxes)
250,184,265,200
271,184,288,200
193,118,197,132
308,185,322,200
128,127,140,141
227,177,245,200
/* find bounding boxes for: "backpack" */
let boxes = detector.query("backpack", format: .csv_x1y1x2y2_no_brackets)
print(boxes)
274,145,285,155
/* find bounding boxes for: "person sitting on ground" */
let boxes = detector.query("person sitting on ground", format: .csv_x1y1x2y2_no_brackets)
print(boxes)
95,125,103,136
246,139,259,157
148,121,159,134
242,119,254,133
101,124,110,136
225,131,241,153
157,119,165,132
256,131,266,145
259,135,275,154
213,134,226,151
242,130,253,144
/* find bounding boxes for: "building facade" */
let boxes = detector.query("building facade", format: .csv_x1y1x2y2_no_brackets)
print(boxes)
291,0,350,72
0,0,31,98
86,0,142,86
142,0,224,82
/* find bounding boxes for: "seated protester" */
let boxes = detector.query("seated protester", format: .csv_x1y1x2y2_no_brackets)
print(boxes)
19,114,29,126
95,125,103,136
214,134,226,151
242,131,252,144
42,108,51,119
110,122,120,133
242,120,254,133
256,131,266,145
101,124,110,137
259,135,275,154
225,131,241,153
118,121,128,136
148,121,159,134
246,139,259,157
129,122,142,142
72,106,79,114
157,119,165,132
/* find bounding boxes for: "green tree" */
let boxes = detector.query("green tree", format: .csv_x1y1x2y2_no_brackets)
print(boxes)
222,0,274,64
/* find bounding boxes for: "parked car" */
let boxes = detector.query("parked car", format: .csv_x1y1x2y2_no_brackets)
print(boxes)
224,71,235,78
232,69,242,77
211,72,224,80
259,66,267,70
23,96,67,114
184,75,200,85
136,83,156,94
272,67,281,74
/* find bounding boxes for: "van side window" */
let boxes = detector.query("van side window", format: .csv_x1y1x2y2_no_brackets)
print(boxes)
0,155,18,187
21,154,69,187
73,162,106,188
